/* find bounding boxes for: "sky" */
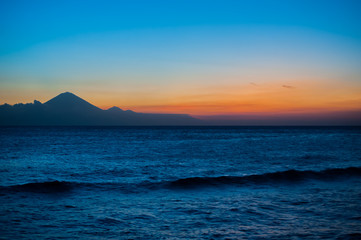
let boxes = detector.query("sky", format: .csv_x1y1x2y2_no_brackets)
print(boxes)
1,0,361,116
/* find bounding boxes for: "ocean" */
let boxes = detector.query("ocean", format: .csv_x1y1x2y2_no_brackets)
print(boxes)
0,126,361,239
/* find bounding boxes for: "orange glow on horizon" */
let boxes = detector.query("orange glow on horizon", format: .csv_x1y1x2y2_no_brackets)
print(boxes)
1,78,361,116
94,79,361,115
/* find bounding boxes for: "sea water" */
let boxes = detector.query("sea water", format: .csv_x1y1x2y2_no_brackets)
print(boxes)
0,127,361,239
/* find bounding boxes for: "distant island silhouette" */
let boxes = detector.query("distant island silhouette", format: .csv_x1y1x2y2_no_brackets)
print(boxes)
1,92,360,126
0,92,201,126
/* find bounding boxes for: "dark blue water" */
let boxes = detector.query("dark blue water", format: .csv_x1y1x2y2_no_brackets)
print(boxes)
1,127,361,239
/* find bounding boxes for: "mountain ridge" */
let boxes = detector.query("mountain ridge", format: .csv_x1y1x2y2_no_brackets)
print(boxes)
0,92,201,126
1,92,360,126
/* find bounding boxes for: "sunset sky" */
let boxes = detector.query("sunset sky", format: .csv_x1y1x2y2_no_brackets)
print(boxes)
1,0,360,116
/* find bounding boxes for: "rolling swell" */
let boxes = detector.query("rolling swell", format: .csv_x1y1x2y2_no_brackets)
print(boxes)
0,181,150,194
1,167,361,193
2,181,74,193
168,166,361,189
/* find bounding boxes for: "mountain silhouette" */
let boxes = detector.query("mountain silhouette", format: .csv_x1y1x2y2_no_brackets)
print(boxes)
44,92,101,112
0,92,201,126
1,92,360,126
107,106,124,112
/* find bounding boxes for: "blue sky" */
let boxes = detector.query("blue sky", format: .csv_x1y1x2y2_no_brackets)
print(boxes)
1,0,361,54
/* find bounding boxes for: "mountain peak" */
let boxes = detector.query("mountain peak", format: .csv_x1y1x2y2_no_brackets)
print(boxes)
60,91,75,96
107,106,123,112
44,92,100,111
54,92,79,99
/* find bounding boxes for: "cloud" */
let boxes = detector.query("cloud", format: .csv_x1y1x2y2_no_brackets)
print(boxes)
282,85,295,89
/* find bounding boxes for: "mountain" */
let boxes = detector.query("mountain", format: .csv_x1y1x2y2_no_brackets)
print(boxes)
44,92,101,112
2,92,358,126
0,92,201,126
106,106,124,112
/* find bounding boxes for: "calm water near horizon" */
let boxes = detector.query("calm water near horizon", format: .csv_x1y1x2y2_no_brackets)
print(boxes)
1,126,361,239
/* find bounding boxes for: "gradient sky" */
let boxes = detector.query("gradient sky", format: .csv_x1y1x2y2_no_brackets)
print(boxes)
1,0,361,115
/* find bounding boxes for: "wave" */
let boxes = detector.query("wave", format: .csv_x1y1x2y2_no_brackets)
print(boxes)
0,181,73,193
0,180,144,194
1,167,361,193
167,166,361,189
